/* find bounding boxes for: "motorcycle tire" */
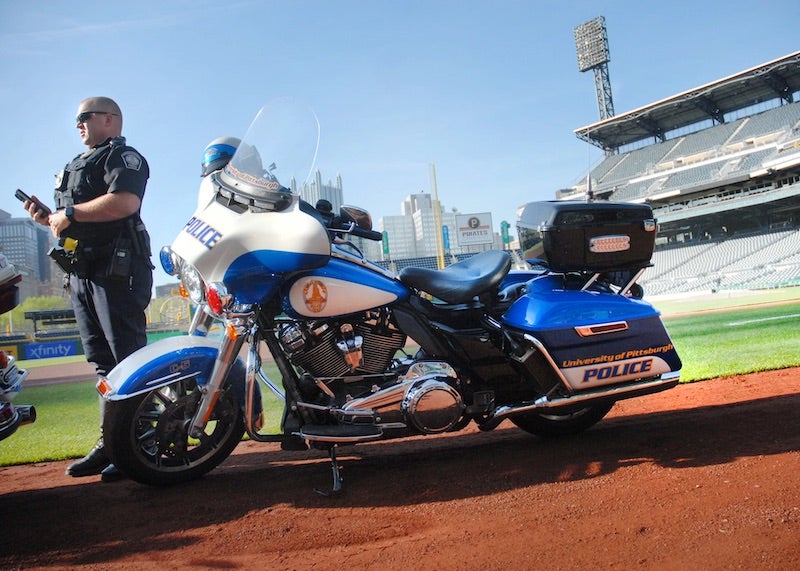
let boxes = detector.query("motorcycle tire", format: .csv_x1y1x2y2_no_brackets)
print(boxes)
509,402,614,438
103,362,246,486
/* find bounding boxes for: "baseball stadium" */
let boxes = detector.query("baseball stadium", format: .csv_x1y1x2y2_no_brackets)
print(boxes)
566,47,800,297
370,41,800,301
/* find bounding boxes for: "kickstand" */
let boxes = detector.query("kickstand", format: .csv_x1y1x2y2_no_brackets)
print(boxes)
314,445,343,497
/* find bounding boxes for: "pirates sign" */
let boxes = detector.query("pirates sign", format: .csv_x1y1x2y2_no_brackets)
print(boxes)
456,212,493,246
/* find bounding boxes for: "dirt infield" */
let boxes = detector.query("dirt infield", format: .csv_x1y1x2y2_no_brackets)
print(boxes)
23,360,96,386
1,368,799,570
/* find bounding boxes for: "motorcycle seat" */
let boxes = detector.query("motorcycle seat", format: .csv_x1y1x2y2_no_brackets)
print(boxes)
399,250,511,304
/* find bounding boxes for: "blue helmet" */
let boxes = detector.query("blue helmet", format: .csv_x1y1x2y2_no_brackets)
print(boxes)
201,136,240,176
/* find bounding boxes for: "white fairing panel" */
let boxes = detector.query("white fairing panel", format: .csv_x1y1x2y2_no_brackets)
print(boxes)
171,199,330,283
195,176,217,210
288,276,399,317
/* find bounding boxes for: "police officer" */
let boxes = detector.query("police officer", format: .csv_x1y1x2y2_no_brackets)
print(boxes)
24,96,153,483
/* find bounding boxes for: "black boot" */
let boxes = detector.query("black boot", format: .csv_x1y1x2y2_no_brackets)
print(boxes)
100,464,126,483
66,439,111,477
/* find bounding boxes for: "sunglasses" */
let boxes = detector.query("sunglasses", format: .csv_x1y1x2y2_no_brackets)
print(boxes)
76,111,119,124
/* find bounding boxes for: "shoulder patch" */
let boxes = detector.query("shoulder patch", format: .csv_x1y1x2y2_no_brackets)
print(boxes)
121,151,143,171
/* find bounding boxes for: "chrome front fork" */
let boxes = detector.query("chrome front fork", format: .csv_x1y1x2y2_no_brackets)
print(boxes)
188,303,216,337
187,306,286,440
188,312,248,439
243,324,286,442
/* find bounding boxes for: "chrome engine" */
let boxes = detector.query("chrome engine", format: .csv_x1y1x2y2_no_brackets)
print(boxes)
280,314,465,435
341,362,464,434
279,310,406,379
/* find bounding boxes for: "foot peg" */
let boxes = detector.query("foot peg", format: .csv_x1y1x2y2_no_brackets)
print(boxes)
296,425,382,496
298,424,382,443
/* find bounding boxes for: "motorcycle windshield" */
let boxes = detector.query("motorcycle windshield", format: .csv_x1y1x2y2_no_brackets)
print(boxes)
169,98,331,300
218,97,320,207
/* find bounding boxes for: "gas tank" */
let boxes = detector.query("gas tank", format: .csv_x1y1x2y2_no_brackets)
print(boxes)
284,257,409,318
171,198,331,303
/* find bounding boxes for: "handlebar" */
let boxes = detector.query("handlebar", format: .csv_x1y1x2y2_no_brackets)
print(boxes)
351,226,383,241
326,219,382,241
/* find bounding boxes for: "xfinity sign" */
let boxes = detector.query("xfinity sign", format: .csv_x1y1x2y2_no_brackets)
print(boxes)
456,213,493,246
25,340,78,360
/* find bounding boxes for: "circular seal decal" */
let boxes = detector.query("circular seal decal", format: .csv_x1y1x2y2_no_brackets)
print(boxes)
303,279,328,313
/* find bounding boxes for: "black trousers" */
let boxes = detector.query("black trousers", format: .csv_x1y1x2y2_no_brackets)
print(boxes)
69,256,153,377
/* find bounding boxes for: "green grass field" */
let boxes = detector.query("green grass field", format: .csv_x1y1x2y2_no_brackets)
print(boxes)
2,291,798,467
662,301,800,380
652,287,800,380
0,362,285,467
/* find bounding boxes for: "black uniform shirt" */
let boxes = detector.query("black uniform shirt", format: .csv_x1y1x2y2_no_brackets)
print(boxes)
102,144,149,201
58,138,150,245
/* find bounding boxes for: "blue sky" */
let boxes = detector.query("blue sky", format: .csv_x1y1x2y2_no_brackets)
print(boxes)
1,0,798,286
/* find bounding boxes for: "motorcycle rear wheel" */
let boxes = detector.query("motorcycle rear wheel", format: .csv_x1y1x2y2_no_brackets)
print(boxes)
509,403,614,437
104,365,245,486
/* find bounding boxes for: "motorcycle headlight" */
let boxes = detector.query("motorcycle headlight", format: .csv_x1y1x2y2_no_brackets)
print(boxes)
159,246,182,276
180,263,206,304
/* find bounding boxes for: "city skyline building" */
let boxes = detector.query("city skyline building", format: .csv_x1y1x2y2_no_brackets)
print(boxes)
0,209,58,300
299,170,344,212
376,191,504,262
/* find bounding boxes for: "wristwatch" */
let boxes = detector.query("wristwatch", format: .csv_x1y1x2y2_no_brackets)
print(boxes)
65,206,76,223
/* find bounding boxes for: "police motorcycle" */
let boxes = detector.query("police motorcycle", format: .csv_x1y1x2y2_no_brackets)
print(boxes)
0,252,36,441
98,99,682,491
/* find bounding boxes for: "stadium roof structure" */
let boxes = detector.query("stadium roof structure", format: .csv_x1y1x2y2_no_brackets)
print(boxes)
575,50,800,152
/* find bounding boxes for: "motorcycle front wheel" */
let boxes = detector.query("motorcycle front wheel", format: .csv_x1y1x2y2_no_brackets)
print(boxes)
103,363,246,486
509,402,614,438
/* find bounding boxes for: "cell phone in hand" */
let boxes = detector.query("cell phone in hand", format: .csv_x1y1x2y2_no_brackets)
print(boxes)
15,189,52,216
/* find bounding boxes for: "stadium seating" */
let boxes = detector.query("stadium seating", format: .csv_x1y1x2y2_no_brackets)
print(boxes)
660,119,743,163
383,102,800,299
599,140,678,187
589,102,800,201
574,100,800,295
641,228,800,295
726,103,800,145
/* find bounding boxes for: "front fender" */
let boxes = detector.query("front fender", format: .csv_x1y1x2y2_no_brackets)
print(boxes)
100,336,222,401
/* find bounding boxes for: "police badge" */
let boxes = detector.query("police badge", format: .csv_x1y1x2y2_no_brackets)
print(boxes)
121,151,142,171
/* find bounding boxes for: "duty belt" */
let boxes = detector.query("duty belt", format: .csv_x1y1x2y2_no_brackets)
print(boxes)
79,244,115,261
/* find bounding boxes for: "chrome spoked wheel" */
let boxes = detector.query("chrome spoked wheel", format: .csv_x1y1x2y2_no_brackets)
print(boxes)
105,374,245,486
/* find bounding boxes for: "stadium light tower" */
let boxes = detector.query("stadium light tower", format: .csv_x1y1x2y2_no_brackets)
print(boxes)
574,16,615,121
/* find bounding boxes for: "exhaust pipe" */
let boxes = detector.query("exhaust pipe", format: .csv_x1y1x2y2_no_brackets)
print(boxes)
16,404,36,425
478,373,680,431
0,404,36,441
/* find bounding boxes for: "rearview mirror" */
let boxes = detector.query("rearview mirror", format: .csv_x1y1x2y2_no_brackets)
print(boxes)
339,205,373,231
